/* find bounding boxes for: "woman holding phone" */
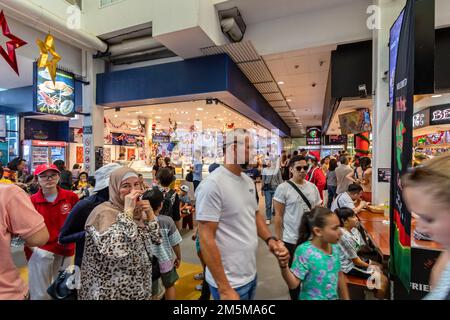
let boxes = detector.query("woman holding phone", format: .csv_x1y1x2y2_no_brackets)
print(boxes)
79,168,162,300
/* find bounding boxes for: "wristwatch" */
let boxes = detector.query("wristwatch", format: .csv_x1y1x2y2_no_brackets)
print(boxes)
265,236,279,246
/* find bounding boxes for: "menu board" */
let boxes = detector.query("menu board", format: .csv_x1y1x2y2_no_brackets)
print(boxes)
35,66,75,117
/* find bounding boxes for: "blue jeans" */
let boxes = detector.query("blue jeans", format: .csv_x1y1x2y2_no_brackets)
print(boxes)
327,185,337,209
264,189,275,220
209,276,258,300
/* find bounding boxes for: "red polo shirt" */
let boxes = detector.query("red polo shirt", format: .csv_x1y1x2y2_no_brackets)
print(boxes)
307,167,326,201
25,187,79,259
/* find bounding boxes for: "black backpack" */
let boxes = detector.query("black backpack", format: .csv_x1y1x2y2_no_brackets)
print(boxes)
158,188,177,218
185,171,193,182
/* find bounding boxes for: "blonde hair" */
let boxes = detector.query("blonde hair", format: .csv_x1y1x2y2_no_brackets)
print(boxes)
402,152,450,207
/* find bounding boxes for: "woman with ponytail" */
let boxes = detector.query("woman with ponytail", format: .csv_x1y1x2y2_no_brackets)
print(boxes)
279,207,349,300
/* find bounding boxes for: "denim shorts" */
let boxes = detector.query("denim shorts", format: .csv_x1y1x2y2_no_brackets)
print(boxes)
209,276,258,300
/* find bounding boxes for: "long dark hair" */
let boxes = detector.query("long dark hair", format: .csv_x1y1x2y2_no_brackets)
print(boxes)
329,159,338,171
154,155,162,168
297,207,336,246
335,207,355,226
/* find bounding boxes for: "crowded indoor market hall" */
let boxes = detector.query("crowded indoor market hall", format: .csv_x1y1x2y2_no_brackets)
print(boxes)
0,0,449,305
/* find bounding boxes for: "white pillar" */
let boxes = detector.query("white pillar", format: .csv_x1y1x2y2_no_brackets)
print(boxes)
372,0,406,205
82,49,105,176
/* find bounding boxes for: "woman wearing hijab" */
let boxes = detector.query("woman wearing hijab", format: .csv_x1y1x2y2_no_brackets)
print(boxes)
79,168,162,300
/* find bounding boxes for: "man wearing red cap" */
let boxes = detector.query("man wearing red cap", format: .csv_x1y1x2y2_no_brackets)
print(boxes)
25,164,79,300
306,152,326,202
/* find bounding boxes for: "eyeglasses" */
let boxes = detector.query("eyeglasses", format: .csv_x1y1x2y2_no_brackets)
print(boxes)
295,166,309,172
38,173,59,181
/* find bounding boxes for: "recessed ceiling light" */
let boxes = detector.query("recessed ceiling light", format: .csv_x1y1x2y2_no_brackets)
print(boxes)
114,114,118,118
155,116,161,119
432,94,442,98
278,81,285,85
197,108,204,111
286,99,292,102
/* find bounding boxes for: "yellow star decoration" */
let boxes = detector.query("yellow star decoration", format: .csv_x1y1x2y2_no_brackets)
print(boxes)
36,33,61,85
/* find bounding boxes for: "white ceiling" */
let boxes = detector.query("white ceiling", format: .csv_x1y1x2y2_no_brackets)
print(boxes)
215,0,358,26
0,54,34,90
327,98,373,135
104,100,261,131
264,44,336,132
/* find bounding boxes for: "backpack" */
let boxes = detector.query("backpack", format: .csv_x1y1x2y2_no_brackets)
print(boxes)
185,171,193,182
158,187,177,218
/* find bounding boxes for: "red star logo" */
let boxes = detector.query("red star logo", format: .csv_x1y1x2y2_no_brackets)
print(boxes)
0,11,27,75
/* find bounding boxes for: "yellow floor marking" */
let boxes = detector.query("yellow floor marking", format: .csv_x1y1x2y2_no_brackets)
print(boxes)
19,262,204,300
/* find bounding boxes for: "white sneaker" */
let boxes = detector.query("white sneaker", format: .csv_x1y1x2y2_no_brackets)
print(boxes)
266,220,271,225
195,284,203,291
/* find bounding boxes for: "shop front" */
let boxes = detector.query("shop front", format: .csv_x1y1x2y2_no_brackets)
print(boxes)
96,54,289,183
102,101,279,183
413,103,450,164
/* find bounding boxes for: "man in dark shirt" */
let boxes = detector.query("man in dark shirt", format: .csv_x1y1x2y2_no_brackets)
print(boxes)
53,160,73,190
59,163,121,267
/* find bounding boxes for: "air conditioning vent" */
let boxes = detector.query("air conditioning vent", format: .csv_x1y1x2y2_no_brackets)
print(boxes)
100,0,124,9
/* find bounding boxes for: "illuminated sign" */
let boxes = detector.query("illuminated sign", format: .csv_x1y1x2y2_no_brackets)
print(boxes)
306,126,322,146
430,105,450,125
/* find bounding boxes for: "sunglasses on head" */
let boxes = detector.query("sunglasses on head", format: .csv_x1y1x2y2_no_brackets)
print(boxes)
295,165,309,172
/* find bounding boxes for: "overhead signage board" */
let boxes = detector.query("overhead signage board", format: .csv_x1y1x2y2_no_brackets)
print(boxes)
412,108,430,129
306,126,322,146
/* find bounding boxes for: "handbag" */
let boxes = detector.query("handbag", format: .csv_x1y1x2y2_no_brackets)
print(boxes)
47,256,78,300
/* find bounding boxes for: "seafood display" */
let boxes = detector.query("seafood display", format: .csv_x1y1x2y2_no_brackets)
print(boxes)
36,67,75,116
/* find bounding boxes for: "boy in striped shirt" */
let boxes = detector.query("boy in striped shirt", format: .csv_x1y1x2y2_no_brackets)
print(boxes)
143,188,182,300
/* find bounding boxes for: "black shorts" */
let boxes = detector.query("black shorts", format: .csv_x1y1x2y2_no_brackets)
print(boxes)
346,266,372,280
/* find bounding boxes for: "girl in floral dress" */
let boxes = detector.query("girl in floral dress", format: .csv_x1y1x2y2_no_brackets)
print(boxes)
279,207,349,300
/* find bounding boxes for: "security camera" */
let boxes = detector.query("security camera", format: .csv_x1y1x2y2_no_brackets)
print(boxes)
218,7,246,43
221,17,243,42
312,83,317,88
358,84,367,98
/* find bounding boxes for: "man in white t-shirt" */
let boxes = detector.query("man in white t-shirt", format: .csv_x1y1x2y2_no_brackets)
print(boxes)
336,155,354,195
196,129,289,300
273,155,322,300
331,183,368,213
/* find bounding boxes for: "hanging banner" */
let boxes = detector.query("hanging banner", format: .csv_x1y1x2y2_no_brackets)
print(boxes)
390,0,413,291
76,146,83,164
